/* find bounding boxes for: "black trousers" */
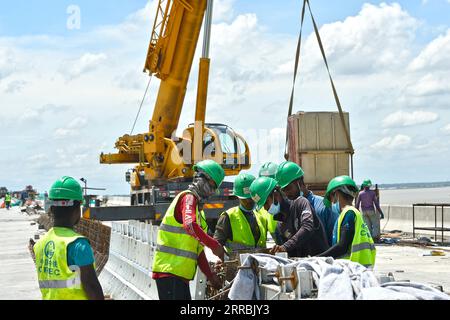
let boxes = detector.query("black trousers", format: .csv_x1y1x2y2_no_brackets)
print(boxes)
155,276,191,300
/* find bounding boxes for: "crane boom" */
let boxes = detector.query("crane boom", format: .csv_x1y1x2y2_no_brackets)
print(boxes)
100,0,250,190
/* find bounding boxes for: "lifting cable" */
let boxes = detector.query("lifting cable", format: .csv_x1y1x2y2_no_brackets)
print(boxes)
285,0,355,178
130,75,153,135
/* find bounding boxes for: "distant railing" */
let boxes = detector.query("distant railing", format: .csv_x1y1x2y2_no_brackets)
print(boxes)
413,203,450,244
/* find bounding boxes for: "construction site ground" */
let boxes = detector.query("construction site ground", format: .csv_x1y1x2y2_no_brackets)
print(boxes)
1,206,449,299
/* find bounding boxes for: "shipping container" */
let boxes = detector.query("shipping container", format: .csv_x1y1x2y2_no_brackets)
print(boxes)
286,111,353,194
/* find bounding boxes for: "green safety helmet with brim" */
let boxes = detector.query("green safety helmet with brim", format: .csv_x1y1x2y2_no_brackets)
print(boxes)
233,173,256,199
250,176,278,210
323,175,358,208
258,162,278,179
276,161,305,189
193,159,225,188
362,179,372,188
49,176,83,207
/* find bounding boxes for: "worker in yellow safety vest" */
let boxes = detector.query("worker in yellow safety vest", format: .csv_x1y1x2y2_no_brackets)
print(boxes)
214,173,268,255
32,176,104,300
5,192,11,210
317,176,376,268
258,162,283,244
152,160,225,300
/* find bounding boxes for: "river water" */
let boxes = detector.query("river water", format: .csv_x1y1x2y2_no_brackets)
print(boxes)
379,187,450,206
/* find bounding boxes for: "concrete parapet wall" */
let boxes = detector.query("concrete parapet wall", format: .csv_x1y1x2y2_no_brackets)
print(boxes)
380,204,450,239
106,196,130,206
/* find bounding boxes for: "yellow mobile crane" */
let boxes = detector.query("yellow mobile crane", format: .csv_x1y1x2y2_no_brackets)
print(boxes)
95,0,250,222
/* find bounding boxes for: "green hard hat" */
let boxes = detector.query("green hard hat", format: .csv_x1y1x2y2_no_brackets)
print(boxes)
233,173,256,199
249,177,278,210
276,161,304,189
258,162,278,179
323,175,358,208
362,179,372,188
49,176,83,201
193,159,225,188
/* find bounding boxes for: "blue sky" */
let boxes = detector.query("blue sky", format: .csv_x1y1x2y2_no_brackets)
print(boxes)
1,0,450,194
1,0,449,37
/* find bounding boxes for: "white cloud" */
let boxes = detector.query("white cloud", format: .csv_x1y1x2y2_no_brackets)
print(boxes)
213,0,236,22
301,3,419,75
442,124,450,135
54,116,88,138
0,48,16,81
22,104,71,122
382,110,439,128
409,29,450,71
4,80,27,93
64,53,108,80
405,73,450,97
371,134,412,150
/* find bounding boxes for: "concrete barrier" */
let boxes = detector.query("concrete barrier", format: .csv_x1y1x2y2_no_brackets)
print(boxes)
380,205,450,240
99,220,208,300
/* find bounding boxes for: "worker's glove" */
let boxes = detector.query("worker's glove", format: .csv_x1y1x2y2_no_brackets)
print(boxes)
380,212,385,220
209,273,223,290
212,245,225,261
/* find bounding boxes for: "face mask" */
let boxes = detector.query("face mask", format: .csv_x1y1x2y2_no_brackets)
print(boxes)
268,195,280,215
332,201,340,214
332,193,341,213
192,175,216,199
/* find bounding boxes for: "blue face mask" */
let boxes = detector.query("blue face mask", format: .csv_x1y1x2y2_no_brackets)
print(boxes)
268,202,280,215
332,200,340,214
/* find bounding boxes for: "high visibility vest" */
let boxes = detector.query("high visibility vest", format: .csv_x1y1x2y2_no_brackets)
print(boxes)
152,191,208,280
337,206,376,268
5,194,11,202
33,227,89,300
257,208,278,234
224,206,267,252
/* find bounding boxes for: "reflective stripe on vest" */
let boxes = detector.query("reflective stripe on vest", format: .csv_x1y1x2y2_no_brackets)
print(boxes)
156,244,198,260
33,227,89,300
152,190,208,280
39,277,81,289
225,206,267,252
337,206,376,268
158,224,189,235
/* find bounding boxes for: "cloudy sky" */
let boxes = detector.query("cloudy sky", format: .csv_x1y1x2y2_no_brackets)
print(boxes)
0,0,449,195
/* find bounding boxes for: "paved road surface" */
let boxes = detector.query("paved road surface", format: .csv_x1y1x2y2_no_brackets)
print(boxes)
0,207,41,300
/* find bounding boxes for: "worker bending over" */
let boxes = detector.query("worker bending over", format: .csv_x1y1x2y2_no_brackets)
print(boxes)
152,160,225,300
32,177,104,300
276,161,339,246
258,162,283,244
356,179,384,243
317,176,376,268
250,177,328,258
214,173,267,254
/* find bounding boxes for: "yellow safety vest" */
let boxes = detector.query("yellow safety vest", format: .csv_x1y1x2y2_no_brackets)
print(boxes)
33,227,89,300
152,191,208,280
257,208,278,234
337,206,376,268
5,194,11,202
224,206,267,252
